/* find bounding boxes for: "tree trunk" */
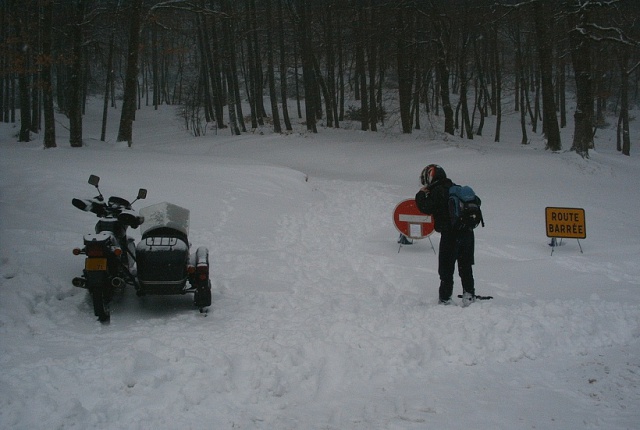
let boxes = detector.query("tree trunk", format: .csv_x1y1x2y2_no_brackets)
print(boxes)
515,24,528,145
337,21,345,122
228,5,246,133
251,0,266,121
569,17,593,158
297,0,317,133
30,61,40,134
101,33,114,142
533,0,561,151
265,0,281,133
69,0,85,147
493,25,501,143
532,68,539,133
413,68,421,130
18,72,31,142
294,43,302,119
245,2,258,129
41,0,56,148
207,16,225,128
221,0,241,135
356,3,368,131
12,0,31,142
473,35,488,136
618,48,630,156
396,7,413,134
367,0,377,131
313,56,333,128
151,23,159,110
435,19,454,136
196,14,213,123
117,0,143,146
277,0,292,131
324,1,339,128
459,32,473,140
558,59,567,128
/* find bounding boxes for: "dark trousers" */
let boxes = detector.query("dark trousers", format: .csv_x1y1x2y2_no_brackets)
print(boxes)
438,229,475,300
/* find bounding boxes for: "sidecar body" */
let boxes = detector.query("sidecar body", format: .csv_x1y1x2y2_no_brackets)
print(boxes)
135,202,211,309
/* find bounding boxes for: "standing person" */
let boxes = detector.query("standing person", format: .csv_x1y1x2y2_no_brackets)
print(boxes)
415,164,477,306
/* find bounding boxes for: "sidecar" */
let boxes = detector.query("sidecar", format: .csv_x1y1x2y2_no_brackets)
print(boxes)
135,202,211,311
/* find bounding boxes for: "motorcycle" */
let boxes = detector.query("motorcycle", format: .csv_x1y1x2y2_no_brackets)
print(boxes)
72,175,145,321
72,175,211,322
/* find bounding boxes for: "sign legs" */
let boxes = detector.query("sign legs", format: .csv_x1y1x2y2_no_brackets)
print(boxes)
397,234,436,255
549,237,583,256
397,234,413,253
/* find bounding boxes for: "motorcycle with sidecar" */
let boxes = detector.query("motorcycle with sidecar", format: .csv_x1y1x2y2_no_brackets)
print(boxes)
72,175,211,322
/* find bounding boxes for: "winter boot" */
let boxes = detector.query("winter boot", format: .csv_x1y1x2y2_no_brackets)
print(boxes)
461,291,476,307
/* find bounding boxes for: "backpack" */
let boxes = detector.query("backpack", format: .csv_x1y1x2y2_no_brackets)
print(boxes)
448,185,484,230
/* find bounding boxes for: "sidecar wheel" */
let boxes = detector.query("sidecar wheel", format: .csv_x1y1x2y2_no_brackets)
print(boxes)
194,281,212,308
92,289,110,322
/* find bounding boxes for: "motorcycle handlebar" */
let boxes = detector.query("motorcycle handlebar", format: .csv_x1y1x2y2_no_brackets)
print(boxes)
74,176,146,222
73,196,143,229
72,198,89,211
72,197,107,216
72,196,125,218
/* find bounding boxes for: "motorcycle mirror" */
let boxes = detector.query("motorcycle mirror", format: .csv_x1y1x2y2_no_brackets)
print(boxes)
88,175,104,200
131,188,147,205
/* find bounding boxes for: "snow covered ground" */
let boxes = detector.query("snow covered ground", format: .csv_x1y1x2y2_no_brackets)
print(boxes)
1,99,639,429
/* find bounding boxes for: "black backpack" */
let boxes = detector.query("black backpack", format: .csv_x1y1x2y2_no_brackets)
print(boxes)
448,185,484,230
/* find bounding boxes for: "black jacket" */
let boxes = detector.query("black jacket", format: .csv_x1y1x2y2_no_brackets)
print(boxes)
415,178,454,233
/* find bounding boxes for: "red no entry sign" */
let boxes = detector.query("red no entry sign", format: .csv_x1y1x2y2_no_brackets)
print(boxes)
393,199,434,239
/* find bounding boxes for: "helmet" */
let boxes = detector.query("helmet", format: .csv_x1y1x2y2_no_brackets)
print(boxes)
420,164,446,186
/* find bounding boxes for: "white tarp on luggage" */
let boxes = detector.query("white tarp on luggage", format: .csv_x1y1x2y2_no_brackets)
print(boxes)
139,202,190,237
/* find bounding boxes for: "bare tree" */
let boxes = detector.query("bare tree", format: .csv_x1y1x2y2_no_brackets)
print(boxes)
41,0,56,148
617,46,630,155
117,0,143,146
458,28,473,139
1,0,635,161
221,0,242,135
265,0,282,133
277,0,292,130
355,1,368,131
294,0,317,133
67,0,86,147
10,1,33,142
533,0,561,151
435,15,455,135
396,5,415,134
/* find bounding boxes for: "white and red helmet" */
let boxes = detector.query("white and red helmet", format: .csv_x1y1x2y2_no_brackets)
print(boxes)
420,164,446,186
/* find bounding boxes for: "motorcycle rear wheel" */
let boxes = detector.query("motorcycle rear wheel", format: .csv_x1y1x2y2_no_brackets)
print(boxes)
92,288,111,322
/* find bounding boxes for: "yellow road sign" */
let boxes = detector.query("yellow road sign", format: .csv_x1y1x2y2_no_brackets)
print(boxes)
545,207,586,239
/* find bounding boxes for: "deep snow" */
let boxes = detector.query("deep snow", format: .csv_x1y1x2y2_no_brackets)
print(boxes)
1,99,639,430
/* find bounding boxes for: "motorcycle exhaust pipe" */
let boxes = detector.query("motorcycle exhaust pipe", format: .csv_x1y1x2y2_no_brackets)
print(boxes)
111,277,124,288
72,277,86,288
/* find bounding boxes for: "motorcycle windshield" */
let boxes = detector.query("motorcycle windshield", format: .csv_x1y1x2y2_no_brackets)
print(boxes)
139,202,190,238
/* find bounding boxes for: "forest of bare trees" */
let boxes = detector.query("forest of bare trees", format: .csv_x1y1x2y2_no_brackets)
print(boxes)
1,0,639,156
